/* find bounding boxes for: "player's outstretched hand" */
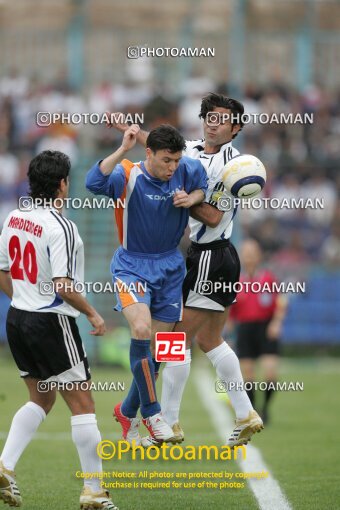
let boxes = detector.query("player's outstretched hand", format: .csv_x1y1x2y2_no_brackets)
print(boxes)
173,190,194,208
87,311,106,336
121,124,140,152
105,110,129,132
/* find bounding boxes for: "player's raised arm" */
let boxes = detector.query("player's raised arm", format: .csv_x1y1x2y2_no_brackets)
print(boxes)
100,124,140,174
105,110,149,146
85,124,139,197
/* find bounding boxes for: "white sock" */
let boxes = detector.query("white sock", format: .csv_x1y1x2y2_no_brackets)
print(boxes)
0,401,46,471
206,343,253,420
71,414,103,493
161,349,191,426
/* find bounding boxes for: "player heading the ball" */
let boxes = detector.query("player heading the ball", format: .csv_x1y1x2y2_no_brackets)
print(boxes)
86,124,208,444
104,93,265,448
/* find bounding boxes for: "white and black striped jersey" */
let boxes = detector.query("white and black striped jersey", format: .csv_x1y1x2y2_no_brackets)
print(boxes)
0,207,84,317
184,139,240,244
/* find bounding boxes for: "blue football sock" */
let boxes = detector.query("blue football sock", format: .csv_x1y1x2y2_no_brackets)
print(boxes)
121,379,141,418
121,358,162,417
125,339,160,418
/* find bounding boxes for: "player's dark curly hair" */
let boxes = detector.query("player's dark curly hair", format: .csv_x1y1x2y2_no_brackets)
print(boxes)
199,93,245,138
28,150,71,200
146,124,186,153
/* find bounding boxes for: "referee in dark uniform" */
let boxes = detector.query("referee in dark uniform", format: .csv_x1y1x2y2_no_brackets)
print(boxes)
228,239,287,424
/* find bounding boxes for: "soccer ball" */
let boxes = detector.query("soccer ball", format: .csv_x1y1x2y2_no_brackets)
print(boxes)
222,154,266,198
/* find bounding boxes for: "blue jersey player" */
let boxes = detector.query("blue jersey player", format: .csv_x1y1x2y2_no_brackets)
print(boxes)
86,124,207,444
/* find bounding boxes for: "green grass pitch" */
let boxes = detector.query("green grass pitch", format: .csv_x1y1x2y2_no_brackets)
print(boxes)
0,352,339,510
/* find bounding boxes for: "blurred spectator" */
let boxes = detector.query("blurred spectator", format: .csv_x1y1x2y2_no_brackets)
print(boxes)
89,81,115,113
322,222,340,267
36,122,79,163
249,218,283,260
178,92,203,139
0,68,28,100
271,232,312,283
112,79,152,109
179,72,215,139
271,173,303,220
0,139,20,224
301,168,337,227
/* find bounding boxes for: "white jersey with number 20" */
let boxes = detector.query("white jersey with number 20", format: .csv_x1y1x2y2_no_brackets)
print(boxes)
0,207,84,317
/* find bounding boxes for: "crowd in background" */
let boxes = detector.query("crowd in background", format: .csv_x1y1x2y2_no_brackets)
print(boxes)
0,70,340,272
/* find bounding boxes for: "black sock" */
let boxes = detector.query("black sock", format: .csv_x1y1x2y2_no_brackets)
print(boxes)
261,382,275,424
246,383,255,407
264,382,275,410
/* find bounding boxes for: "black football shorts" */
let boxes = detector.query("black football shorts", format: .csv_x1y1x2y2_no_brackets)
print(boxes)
236,320,280,359
183,239,241,312
6,306,90,382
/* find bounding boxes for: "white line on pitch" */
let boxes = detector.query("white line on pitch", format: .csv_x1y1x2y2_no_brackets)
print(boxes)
194,369,292,510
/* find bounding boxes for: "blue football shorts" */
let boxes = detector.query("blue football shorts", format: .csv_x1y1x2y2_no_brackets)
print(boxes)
111,247,185,323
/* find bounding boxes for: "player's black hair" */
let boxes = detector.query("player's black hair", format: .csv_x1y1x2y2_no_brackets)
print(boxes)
146,124,186,153
199,92,245,138
28,150,71,200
